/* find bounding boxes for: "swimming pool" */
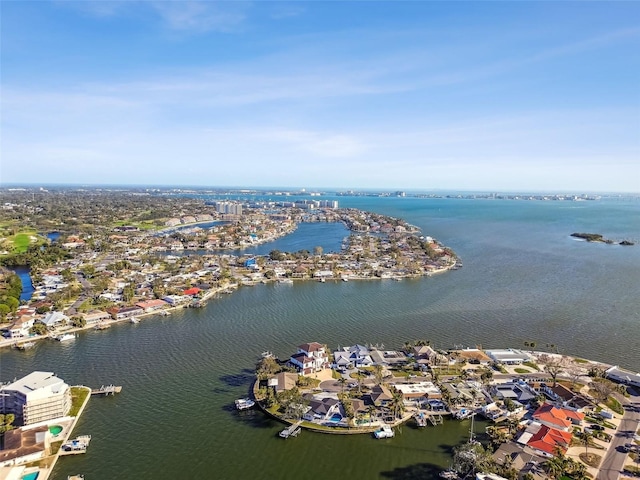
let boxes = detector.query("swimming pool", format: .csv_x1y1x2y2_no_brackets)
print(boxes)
329,413,342,423
22,472,39,480
49,425,63,436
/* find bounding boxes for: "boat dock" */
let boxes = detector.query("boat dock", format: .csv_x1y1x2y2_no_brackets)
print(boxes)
91,385,122,395
429,413,444,426
59,435,91,455
279,420,303,438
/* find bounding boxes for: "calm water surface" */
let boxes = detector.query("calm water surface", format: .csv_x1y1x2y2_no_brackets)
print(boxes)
1,197,638,479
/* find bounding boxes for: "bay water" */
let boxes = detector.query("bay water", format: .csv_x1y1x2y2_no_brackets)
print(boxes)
1,196,638,479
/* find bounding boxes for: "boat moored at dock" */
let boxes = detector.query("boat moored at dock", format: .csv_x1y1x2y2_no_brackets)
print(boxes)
279,421,303,438
55,333,76,342
373,425,394,439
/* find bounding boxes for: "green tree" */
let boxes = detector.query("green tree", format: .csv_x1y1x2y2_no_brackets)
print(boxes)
71,316,86,328
0,414,15,433
30,322,48,335
122,284,134,303
0,304,10,320
373,364,384,385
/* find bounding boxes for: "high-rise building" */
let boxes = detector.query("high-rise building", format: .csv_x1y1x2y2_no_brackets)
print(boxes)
0,371,72,425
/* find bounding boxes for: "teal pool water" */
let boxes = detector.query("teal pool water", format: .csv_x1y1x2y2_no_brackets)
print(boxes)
22,472,39,480
49,425,63,436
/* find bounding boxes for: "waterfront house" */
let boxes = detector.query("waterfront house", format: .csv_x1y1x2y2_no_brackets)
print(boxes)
111,306,144,320
0,371,71,426
333,344,374,370
135,299,169,312
268,372,298,393
7,316,35,338
486,349,531,365
304,397,343,423
605,365,640,388
294,342,330,373
40,311,68,330
412,345,443,366
162,295,191,306
0,425,49,467
452,348,492,365
289,353,315,376
82,310,110,325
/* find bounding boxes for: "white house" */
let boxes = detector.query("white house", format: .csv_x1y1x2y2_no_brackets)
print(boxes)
290,342,329,375
605,366,640,388
40,311,69,329
7,316,35,338
333,344,374,369
486,349,531,365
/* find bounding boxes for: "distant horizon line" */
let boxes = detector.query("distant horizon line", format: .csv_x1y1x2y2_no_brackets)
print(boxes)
0,182,638,197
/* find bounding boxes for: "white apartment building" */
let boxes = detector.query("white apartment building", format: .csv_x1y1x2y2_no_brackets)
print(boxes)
0,371,72,425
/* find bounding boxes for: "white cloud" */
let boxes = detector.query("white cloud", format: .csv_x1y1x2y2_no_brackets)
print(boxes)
149,1,248,33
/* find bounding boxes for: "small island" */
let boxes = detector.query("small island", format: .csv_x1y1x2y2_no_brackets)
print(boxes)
570,232,634,245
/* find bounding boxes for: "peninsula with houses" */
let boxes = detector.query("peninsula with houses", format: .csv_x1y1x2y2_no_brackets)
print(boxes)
252,341,640,479
0,188,459,349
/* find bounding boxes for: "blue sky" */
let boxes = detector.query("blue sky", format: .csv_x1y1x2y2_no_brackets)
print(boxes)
1,1,639,192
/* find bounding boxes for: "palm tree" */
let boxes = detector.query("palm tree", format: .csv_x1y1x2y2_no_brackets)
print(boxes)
582,429,593,458
354,370,366,395
337,377,347,395
373,364,384,385
367,405,377,426
389,387,405,420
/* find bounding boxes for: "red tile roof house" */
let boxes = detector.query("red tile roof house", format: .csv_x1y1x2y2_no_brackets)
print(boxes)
526,424,573,457
136,299,169,312
183,287,201,296
532,403,584,431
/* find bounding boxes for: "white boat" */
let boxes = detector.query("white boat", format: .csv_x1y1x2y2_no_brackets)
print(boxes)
235,398,255,410
261,351,274,359
161,310,171,316
454,409,474,420
373,425,395,439
130,317,140,324
342,276,349,282
278,278,293,284
56,333,76,342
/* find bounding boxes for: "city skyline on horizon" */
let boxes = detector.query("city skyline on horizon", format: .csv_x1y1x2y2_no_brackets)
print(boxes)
2,2,639,193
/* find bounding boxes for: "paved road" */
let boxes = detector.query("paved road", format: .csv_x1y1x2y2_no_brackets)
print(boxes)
597,391,640,480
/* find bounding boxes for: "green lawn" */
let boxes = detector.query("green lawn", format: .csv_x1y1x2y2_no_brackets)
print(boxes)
7,231,42,253
514,368,531,374
69,386,90,416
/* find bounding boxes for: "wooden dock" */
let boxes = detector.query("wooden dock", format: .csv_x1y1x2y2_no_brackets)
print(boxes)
91,385,122,395
279,420,302,438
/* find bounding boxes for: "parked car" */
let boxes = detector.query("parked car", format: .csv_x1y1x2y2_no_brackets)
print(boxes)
589,424,605,431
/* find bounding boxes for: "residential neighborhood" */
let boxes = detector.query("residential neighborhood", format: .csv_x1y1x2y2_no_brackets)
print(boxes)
254,341,640,480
